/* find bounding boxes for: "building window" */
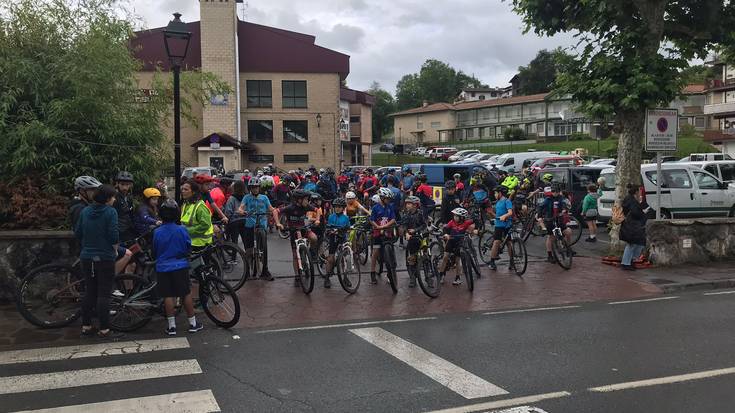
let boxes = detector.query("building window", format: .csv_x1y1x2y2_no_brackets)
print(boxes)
479,127,486,138
430,121,441,129
350,116,360,123
246,80,272,108
282,80,307,108
283,120,309,143
248,120,273,142
466,128,475,139
479,95,485,100
249,154,274,163
284,154,309,163
695,117,705,128
417,114,423,129
554,123,574,136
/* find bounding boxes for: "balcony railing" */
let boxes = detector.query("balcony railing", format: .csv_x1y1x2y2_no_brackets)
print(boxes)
703,128,735,141
706,78,735,90
703,101,735,115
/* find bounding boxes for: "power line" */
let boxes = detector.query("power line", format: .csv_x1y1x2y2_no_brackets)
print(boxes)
54,135,165,150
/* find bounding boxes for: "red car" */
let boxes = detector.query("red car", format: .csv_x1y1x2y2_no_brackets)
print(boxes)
439,148,459,161
530,156,584,174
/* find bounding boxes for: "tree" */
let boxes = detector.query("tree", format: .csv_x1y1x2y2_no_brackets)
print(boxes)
516,48,571,95
395,73,422,110
0,0,229,194
367,82,396,142
679,64,717,84
395,59,487,110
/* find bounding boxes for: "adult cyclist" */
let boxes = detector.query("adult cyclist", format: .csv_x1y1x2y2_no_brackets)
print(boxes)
237,176,275,280
536,183,574,262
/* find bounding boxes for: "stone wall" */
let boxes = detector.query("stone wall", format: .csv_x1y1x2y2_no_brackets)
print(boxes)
647,218,735,266
0,231,78,302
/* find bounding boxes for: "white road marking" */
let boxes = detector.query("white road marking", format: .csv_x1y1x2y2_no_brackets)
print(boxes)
703,290,735,296
489,407,550,413
0,338,189,366
257,316,437,333
588,366,735,393
608,296,679,305
424,391,571,413
350,327,508,399
0,359,202,395
10,390,220,413
483,305,580,315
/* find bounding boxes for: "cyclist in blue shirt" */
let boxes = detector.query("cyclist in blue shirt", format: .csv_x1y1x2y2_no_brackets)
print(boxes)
487,186,514,271
369,187,397,284
324,198,352,289
237,176,275,280
302,171,318,192
401,167,415,196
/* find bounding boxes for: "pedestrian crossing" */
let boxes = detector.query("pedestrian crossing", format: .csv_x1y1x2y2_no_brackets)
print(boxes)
0,338,221,413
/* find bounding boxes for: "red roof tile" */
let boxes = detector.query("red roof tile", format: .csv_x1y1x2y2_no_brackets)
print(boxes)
682,84,706,94
389,102,456,117
453,93,549,110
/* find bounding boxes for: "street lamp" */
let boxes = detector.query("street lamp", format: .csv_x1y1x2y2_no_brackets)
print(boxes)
316,113,322,128
163,12,191,201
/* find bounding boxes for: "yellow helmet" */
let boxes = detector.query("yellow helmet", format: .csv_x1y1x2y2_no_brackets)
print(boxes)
143,187,161,198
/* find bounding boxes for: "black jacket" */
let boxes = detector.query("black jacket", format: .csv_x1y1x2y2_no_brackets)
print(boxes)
440,192,462,224
620,194,648,246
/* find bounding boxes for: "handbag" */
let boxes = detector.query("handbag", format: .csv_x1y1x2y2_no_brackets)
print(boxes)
585,208,598,218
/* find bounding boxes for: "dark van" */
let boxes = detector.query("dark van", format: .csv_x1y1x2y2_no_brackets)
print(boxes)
407,163,495,202
541,166,607,217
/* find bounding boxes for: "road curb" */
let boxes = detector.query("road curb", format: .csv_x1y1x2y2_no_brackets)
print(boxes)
659,279,735,294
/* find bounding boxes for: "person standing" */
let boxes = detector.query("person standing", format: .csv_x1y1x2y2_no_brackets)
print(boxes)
75,184,123,340
113,171,136,242
581,184,599,242
620,184,650,271
180,181,214,250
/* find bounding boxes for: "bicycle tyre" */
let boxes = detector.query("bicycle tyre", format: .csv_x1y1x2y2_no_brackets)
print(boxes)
477,231,494,265
356,231,369,266
467,237,482,279
417,254,441,298
254,228,269,278
297,244,315,294
215,241,247,291
316,237,328,276
567,216,583,246
199,275,240,328
383,243,398,294
461,250,474,291
429,241,444,273
510,237,528,277
278,216,290,239
552,236,573,270
16,264,83,329
108,273,154,332
336,246,361,294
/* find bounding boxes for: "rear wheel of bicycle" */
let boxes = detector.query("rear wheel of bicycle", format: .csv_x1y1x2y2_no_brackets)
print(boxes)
510,237,528,277
429,241,444,274
199,276,240,328
336,247,361,294
16,264,84,328
477,231,494,265
417,254,441,298
253,229,268,278
467,238,482,279
567,216,583,246
278,216,290,239
383,244,398,294
461,251,474,292
356,232,369,266
108,273,154,332
552,236,573,270
297,245,315,294
316,237,329,276
215,242,247,291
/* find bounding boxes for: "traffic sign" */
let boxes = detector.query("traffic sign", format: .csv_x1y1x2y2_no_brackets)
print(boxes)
645,108,678,152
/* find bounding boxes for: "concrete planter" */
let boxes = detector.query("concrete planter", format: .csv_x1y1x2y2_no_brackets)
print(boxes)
0,231,78,302
647,218,735,266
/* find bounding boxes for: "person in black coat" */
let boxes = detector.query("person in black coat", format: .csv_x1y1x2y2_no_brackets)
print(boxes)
620,184,650,271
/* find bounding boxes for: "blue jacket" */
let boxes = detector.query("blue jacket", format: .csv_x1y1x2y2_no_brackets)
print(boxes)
153,223,192,272
134,204,159,236
74,204,119,261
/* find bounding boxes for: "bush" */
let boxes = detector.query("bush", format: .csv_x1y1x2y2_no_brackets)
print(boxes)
570,132,590,141
503,127,526,141
0,178,69,230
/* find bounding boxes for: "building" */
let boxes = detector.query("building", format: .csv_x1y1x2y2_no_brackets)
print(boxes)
671,84,708,131
130,0,373,173
390,102,457,144
457,86,512,102
703,58,735,155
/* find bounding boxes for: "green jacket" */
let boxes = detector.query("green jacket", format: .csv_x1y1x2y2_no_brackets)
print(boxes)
582,193,599,214
181,199,213,246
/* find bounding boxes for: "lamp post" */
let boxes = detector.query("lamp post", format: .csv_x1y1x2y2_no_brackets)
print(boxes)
163,12,191,201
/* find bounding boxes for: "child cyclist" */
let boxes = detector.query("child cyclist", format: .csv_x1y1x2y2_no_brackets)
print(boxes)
236,177,275,280
437,208,476,286
536,183,574,262
273,189,318,286
400,196,427,288
345,191,370,217
324,198,351,289
486,186,514,271
369,187,397,285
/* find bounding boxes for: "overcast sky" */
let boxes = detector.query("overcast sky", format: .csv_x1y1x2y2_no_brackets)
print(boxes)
128,0,575,94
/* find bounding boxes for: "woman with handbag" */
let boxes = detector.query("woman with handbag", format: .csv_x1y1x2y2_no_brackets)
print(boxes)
581,184,599,242
619,184,650,271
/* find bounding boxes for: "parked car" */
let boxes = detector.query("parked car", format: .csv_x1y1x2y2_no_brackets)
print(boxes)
492,151,556,173
598,164,735,220
447,149,480,162
392,144,414,155
680,153,733,162
375,166,402,179
541,166,608,217
379,143,395,152
530,156,584,173
429,147,456,159
413,146,428,156
588,158,617,166
455,153,495,165
439,148,459,161
679,161,735,184
182,166,217,179
424,148,437,158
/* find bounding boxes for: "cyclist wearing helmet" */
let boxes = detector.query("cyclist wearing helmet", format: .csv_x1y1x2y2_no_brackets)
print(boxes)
369,187,397,284
337,169,351,195
414,174,436,218
271,175,291,209
302,172,317,192
134,188,162,236
438,207,475,286
306,192,325,240
345,191,369,217
224,180,247,243
453,173,465,192
400,195,426,288
379,168,397,187
273,189,318,285
501,173,520,196
358,168,379,199
487,186,514,271
194,175,229,225
235,177,276,280
70,176,102,231
439,180,462,224
400,167,415,197
113,171,136,242
537,183,573,262
323,198,351,289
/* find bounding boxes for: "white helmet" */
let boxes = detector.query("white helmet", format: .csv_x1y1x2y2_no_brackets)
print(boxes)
378,187,393,199
345,191,357,200
74,176,102,191
371,194,381,204
451,207,468,218
256,169,263,177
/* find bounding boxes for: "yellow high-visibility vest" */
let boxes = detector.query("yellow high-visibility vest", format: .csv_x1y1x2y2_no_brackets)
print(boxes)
181,200,213,247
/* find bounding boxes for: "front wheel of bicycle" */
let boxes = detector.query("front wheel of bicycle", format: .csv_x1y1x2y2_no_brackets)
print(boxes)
316,237,328,276
297,244,315,294
336,246,361,294
467,237,482,279
461,251,474,292
108,274,154,332
277,216,290,239
567,216,583,246
215,241,247,291
477,231,494,265
552,236,573,270
510,236,528,277
199,276,240,328
356,231,369,266
16,264,84,328
383,244,398,294
417,254,441,298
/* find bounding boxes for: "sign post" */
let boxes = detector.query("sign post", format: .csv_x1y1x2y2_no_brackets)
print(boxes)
645,108,678,220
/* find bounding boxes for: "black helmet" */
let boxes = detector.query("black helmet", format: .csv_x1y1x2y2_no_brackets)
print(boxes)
159,199,180,222
493,185,509,195
310,192,322,201
418,174,427,182
292,189,310,199
445,180,456,189
115,171,134,182
332,198,347,207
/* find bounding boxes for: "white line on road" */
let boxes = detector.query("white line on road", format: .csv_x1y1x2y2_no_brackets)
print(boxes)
0,338,190,366
424,391,571,413
0,359,202,395
588,367,735,393
350,327,508,399
483,305,581,315
257,316,437,333
703,290,735,296
608,296,679,305
10,390,220,413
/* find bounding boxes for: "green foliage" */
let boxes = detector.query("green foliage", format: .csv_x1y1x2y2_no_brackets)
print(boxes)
503,127,526,141
395,59,486,110
678,64,717,84
516,48,572,95
569,132,590,141
0,0,230,194
367,82,396,142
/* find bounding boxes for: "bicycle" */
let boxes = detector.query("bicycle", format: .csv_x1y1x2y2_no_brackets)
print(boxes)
407,229,441,298
213,220,248,291
292,224,317,295
375,225,399,294
349,215,371,266
234,213,270,281
109,244,240,330
548,221,573,270
478,226,528,277
325,226,362,294
433,233,476,291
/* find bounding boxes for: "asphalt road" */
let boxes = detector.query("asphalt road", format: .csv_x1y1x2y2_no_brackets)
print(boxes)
3,289,735,412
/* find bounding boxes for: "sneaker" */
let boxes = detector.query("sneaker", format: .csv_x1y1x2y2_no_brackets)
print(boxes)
489,260,497,271
452,276,462,286
570,249,577,256
547,255,556,263
439,274,446,284
370,272,377,285
260,269,275,281
97,330,124,340
294,277,301,287
426,277,434,288
165,326,177,336
112,290,125,298
80,327,97,337
585,237,597,243
621,264,636,271
189,322,204,333
324,277,331,289
408,278,417,288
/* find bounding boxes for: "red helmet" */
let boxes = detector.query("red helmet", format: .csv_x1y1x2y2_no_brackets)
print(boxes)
194,175,214,184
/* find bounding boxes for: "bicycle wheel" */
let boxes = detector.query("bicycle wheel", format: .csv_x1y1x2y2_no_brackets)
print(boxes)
316,237,328,276
429,241,444,273
297,244,315,294
467,237,482,279
417,254,441,298
336,246,361,294
199,275,240,328
461,250,474,291
254,228,268,278
108,273,155,332
215,242,247,291
477,231,494,265
16,264,84,328
278,216,290,239
552,236,573,270
356,231,369,266
567,216,583,246
383,243,398,294
510,236,528,277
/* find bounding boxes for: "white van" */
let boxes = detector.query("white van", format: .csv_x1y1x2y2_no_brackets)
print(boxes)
598,164,735,220
679,161,735,184
491,151,555,173
679,153,733,162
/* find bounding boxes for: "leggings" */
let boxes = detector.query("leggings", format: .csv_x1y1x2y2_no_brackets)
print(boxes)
80,259,115,330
